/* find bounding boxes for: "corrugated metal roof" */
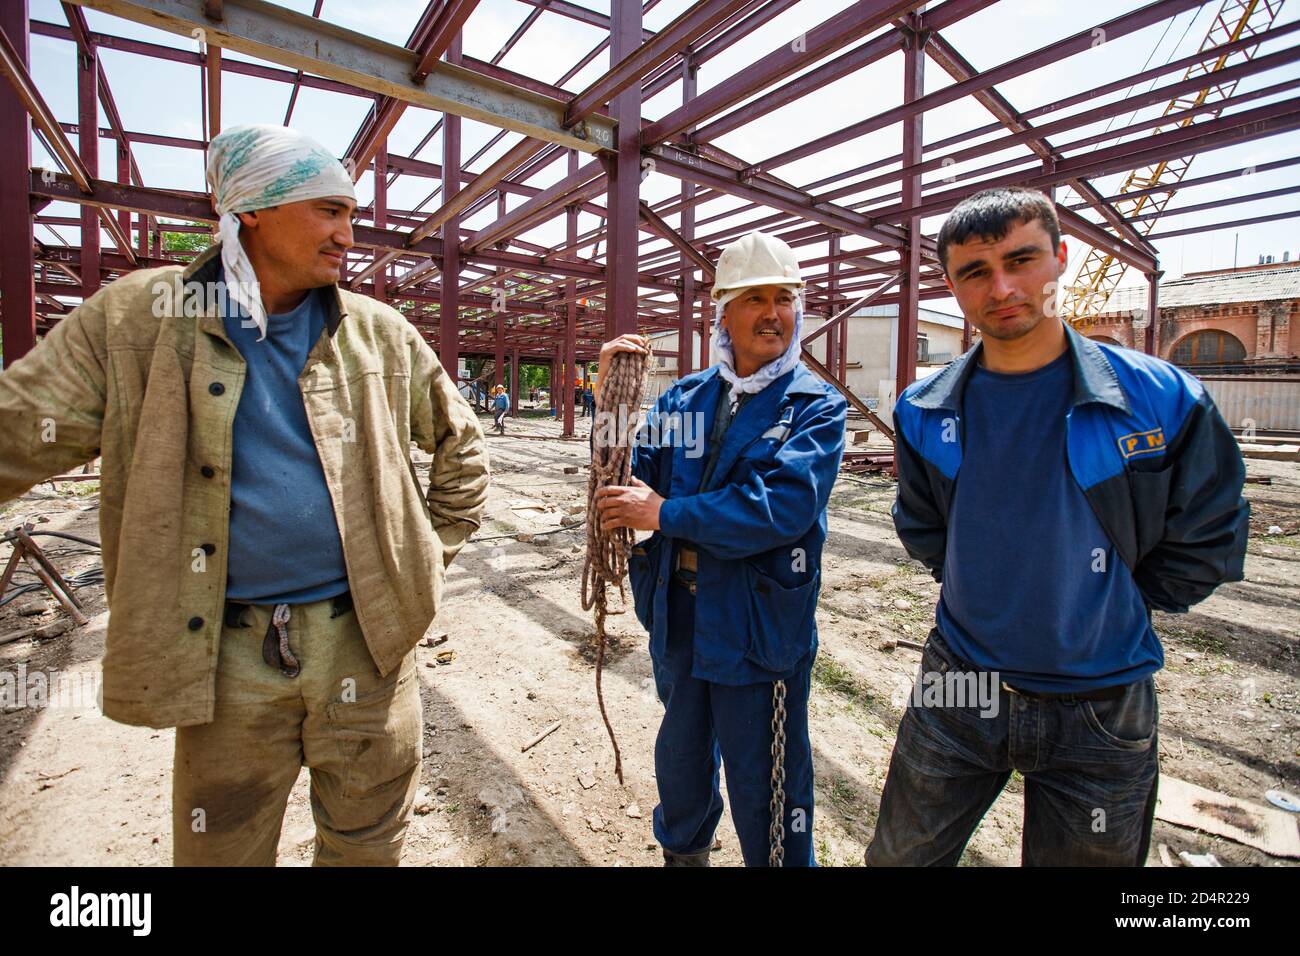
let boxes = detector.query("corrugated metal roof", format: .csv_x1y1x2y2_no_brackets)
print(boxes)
1101,264,1300,313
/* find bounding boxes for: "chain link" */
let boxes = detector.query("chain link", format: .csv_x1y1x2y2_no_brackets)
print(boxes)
768,678,787,867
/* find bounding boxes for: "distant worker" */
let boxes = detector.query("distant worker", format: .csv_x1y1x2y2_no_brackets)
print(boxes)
493,385,510,435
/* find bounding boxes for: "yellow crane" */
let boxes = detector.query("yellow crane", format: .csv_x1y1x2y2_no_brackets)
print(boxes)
1062,0,1287,326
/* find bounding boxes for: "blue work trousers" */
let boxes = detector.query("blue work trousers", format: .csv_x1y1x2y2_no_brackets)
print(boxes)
651,575,816,866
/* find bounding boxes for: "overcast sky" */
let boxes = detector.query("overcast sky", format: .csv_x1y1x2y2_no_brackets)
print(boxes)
25,0,1300,319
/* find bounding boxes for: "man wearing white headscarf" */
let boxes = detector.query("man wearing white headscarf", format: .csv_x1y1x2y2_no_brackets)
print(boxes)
593,232,847,866
0,124,489,866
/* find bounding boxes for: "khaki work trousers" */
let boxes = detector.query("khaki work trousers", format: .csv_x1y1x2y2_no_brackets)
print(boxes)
172,596,422,866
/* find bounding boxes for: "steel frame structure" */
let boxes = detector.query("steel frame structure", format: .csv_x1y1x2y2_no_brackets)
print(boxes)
2,0,1297,436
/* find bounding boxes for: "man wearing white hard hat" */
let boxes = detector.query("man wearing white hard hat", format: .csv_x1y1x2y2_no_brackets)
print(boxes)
595,231,847,866
0,124,489,865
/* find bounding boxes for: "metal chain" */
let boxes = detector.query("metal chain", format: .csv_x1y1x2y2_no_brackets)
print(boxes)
768,678,788,867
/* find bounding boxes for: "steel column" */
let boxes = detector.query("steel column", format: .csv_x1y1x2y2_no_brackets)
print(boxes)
510,347,519,415
700,289,710,370
895,16,924,419
374,143,388,302
679,54,698,380
439,36,461,377
78,42,100,299
494,314,505,391
1144,272,1159,356
0,1,35,364
563,153,578,437
603,0,642,339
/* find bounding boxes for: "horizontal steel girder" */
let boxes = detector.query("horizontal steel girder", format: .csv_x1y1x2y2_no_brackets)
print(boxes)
64,0,616,152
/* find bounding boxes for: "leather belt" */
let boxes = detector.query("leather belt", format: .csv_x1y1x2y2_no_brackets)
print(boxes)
930,633,1131,703
223,590,353,678
223,589,352,625
674,546,697,573
1000,681,1127,702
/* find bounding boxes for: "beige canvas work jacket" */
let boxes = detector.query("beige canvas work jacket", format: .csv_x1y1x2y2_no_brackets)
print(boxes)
0,244,489,728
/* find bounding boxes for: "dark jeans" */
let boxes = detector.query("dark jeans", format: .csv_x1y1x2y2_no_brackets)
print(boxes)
651,577,816,866
865,632,1159,866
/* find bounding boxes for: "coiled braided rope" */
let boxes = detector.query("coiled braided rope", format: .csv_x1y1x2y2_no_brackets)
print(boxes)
580,341,653,786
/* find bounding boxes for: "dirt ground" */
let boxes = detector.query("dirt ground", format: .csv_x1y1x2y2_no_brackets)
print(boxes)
1,405,1296,867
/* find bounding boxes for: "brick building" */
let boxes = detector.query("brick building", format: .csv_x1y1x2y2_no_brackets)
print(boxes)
1079,259,1300,371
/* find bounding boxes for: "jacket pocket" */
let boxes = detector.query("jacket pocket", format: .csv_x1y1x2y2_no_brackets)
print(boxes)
627,534,663,632
1128,465,1173,560
743,563,820,674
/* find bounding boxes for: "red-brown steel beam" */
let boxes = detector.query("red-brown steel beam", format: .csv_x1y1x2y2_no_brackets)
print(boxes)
408,136,548,245
32,18,369,99
411,0,482,84
864,42,1300,225
870,96,1300,223
637,201,715,280
749,0,1204,175
1070,156,1300,209
466,160,604,253
1055,206,1156,275
282,0,324,123
919,29,1155,261
564,0,749,128
643,0,926,145
1145,208,1300,241
650,145,913,250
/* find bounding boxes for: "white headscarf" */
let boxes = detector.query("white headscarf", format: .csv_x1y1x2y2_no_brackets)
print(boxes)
711,287,804,406
205,124,356,339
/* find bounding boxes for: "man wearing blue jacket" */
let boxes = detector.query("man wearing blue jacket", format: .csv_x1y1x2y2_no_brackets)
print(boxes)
594,232,847,866
865,187,1249,866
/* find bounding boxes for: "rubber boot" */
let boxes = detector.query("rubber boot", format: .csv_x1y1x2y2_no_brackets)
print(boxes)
662,847,711,867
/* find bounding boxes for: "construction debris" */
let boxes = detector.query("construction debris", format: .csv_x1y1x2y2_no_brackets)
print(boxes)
1155,775,1300,858
521,720,562,753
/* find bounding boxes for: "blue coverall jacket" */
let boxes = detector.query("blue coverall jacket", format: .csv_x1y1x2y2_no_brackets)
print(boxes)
626,363,848,685
892,325,1249,612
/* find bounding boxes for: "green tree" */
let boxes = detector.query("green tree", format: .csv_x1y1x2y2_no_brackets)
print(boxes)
520,364,550,391
160,220,213,253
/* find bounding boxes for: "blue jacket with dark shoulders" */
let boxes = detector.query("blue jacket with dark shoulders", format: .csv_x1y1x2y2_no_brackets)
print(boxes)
892,325,1249,615
626,362,848,685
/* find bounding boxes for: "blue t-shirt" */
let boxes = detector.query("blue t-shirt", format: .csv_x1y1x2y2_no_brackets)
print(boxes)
221,281,350,604
935,350,1162,691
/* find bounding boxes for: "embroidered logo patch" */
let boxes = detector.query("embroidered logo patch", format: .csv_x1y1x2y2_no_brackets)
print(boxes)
1118,427,1165,459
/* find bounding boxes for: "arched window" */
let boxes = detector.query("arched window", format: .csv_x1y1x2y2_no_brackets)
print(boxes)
1169,330,1246,366
1088,335,1123,346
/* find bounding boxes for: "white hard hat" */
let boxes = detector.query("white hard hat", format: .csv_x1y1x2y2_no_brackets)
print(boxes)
711,231,804,305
